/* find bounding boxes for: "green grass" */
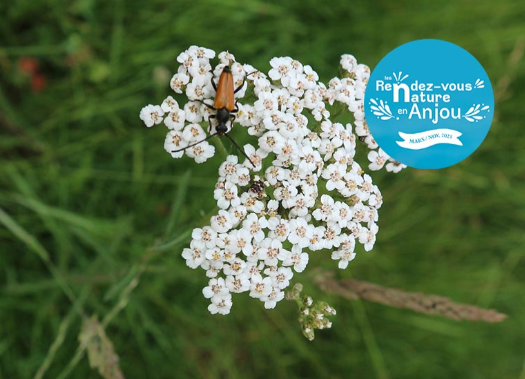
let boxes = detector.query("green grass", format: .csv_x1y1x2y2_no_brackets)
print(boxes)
1,0,525,378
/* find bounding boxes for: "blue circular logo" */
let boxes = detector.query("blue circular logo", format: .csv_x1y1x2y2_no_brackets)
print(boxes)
364,39,494,169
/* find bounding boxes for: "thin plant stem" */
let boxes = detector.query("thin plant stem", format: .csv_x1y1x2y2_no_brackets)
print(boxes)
214,137,229,159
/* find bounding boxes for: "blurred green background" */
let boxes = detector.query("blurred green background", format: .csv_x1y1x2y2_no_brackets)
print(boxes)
1,0,524,378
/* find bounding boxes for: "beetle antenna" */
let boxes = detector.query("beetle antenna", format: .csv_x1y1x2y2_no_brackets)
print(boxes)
171,132,219,153
223,133,256,168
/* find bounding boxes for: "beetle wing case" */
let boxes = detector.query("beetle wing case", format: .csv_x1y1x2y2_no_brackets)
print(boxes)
213,68,236,111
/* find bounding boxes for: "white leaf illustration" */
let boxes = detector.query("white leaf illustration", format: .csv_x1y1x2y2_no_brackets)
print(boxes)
369,98,394,119
463,103,490,121
474,79,485,89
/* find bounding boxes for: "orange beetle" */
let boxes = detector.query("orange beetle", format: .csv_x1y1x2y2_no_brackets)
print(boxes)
172,66,255,166
205,65,242,136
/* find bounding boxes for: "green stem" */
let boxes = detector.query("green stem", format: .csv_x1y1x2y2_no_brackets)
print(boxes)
214,137,229,159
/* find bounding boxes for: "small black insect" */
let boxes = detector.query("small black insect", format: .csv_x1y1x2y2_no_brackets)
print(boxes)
249,176,266,199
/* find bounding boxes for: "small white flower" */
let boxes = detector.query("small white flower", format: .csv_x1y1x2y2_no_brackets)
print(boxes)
240,192,264,213
192,226,217,249
269,57,294,87
249,276,272,299
288,74,307,97
288,218,313,248
208,293,233,315
188,45,215,62
358,174,373,202
170,72,190,93
140,105,164,127
359,223,379,251
333,148,353,166
231,228,253,257
303,65,319,87
223,258,246,276
312,194,335,221
298,146,322,174
203,260,223,278
181,240,206,269
226,274,250,293
336,80,356,105
242,213,268,242
266,200,279,217
267,217,290,242
283,245,309,273
216,233,238,254
308,226,326,251
186,75,211,100
289,193,309,217
354,64,370,82
229,205,247,227
322,163,347,191
164,109,186,131
368,148,388,171
214,182,240,210
272,267,293,289
243,144,268,171
183,101,203,123
386,161,407,173
182,123,206,142
304,89,321,109
193,63,213,79
186,142,215,164
177,51,199,71
161,96,178,112
265,166,287,186
259,131,285,154
244,261,263,281
164,131,187,158
219,155,240,176
218,51,236,64
202,277,229,299
352,203,370,223
367,207,379,225
205,247,224,264
340,54,357,72
261,287,284,309
368,187,383,208
210,210,233,233
237,104,262,128
323,223,342,249
235,166,251,187
254,91,279,116
257,238,283,266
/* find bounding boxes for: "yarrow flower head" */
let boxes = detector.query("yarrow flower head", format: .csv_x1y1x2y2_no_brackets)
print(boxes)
141,46,404,316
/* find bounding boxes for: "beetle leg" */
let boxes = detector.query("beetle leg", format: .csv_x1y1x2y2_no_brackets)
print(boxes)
231,101,240,113
208,115,217,133
229,115,236,133
234,71,258,94
234,78,246,94
211,74,218,92
197,99,216,111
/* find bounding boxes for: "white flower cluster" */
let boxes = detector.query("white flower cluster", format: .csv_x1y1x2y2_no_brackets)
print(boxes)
141,46,389,315
326,55,406,173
